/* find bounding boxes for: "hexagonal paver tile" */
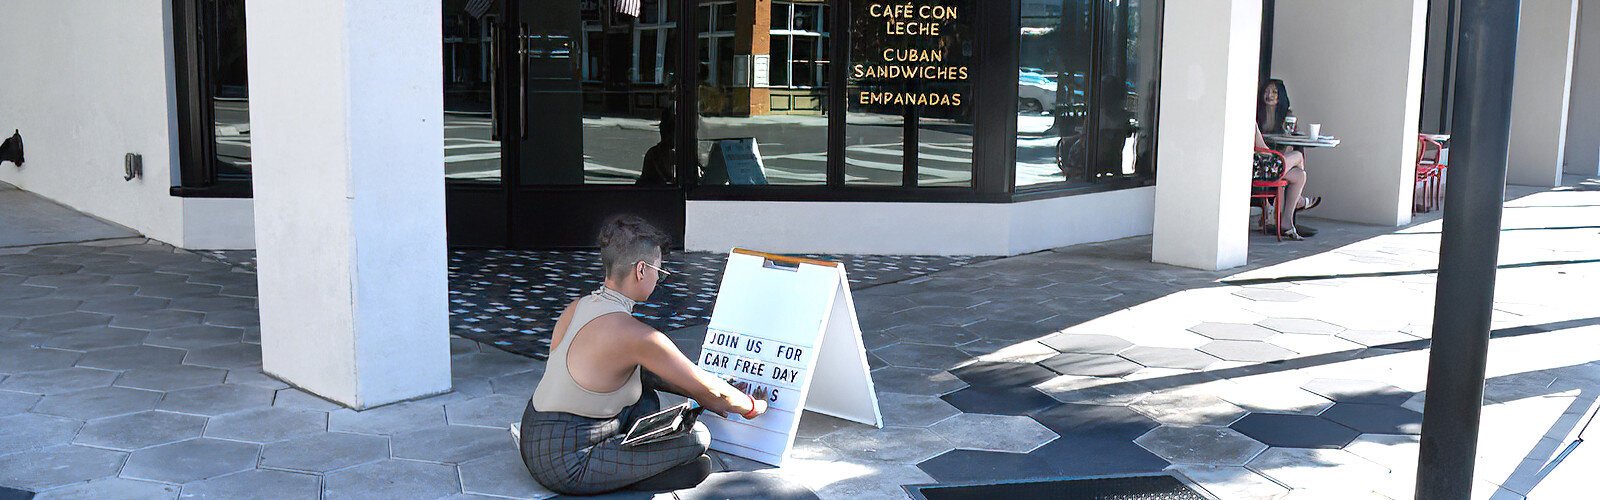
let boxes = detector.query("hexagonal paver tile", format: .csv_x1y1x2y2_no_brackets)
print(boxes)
884,324,978,347
1246,447,1389,490
1258,318,1345,335
204,406,328,444
34,477,179,499
927,413,1057,453
949,361,1058,388
178,469,320,499
821,425,953,464
0,367,118,395
143,324,246,350
964,319,1058,342
134,282,222,300
878,392,960,427
488,369,542,399
323,459,461,500
201,309,259,328
260,432,390,473
445,394,524,428
873,342,972,370
273,388,343,412
1039,353,1142,377
38,327,148,352
1118,346,1222,370
1168,465,1289,499
18,311,112,332
184,343,262,369
109,309,205,330
1188,322,1280,341
450,349,536,380
328,401,447,435
1337,329,1424,347
391,425,507,464
114,365,227,392
0,445,127,491
224,368,291,390
1266,334,1364,356
74,345,187,371
1027,434,1172,478
158,384,276,416
1230,413,1361,449
1032,374,1152,405
1300,378,1413,406
1130,392,1247,426
869,367,968,396
1319,403,1423,435
0,297,80,318
915,448,1059,483
32,386,162,420
0,413,82,455
0,284,53,300
0,390,41,416
939,385,1060,416
1198,340,1297,363
75,295,169,315
460,451,557,499
1134,425,1267,465
1028,403,1161,442
122,438,260,484
1039,333,1133,354
74,410,208,451
0,346,83,373
1232,288,1309,302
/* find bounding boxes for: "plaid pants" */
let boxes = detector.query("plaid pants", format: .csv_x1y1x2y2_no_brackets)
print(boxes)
519,383,711,495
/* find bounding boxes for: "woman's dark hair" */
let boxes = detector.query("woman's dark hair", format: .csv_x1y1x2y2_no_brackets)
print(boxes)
1257,79,1292,133
598,215,670,280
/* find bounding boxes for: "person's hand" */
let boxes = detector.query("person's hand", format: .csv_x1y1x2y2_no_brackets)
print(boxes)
731,381,768,419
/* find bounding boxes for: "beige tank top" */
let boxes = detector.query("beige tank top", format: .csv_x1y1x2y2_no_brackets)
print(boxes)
530,287,643,418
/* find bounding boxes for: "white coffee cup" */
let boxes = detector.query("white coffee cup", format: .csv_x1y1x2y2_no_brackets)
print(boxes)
1307,124,1322,139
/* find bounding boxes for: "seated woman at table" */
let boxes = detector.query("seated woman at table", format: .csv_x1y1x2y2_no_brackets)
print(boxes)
1258,79,1293,134
1256,127,1321,240
519,215,769,495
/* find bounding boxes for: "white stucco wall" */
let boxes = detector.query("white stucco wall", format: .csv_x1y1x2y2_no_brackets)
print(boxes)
1566,0,1600,176
685,187,1155,256
1272,0,1429,226
0,0,254,249
1150,0,1260,271
1509,0,1581,187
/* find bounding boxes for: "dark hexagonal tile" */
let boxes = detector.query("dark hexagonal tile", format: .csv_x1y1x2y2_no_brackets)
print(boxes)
114,364,227,391
205,406,329,444
144,324,245,350
874,342,972,370
109,309,206,330
76,345,188,370
892,305,989,327
1300,378,1413,406
24,273,110,289
1229,413,1360,449
122,438,260,484
134,282,222,300
184,343,262,369
0,346,84,373
5,263,84,276
159,384,276,416
33,386,162,420
74,410,208,451
0,367,119,395
1028,403,1160,440
950,361,1059,388
0,413,82,455
1118,347,1222,370
1188,322,1280,341
1039,353,1142,377
261,432,391,473
1198,340,1297,363
965,319,1058,342
885,324,978,347
201,308,260,328
916,448,1058,483
0,284,54,300
1319,403,1423,434
179,469,320,499
49,283,138,301
0,445,128,491
36,327,149,352
76,295,168,315
106,271,190,288
901,290,992,309
390,424,509,464
323,459,461,500
0,297,82,318
1039,333,1133,354
168,296,257,314
1026,434,1172,478
1258,318,1345,335
870,366,969,396
940,386,1059,416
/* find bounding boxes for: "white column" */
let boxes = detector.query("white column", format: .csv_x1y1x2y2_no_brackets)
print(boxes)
1565,0,1600,176
1271,0,1429,226
1508,0,1581,186
246,0,450,408
1151,0,1261,271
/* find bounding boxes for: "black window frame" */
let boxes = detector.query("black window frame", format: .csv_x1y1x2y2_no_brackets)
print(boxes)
171,0,253,198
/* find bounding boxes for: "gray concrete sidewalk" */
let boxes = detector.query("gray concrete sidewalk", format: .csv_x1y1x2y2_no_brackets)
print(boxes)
1,176,1597,499
0,181,138,248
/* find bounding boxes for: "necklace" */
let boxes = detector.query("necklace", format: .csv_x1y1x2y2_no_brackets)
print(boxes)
593,286,637,311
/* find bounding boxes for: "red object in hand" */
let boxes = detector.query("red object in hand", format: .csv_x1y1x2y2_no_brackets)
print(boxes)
741,393,760,419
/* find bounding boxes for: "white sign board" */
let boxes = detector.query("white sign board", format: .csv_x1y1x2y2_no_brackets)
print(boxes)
705,139,770,185
695,249,882,466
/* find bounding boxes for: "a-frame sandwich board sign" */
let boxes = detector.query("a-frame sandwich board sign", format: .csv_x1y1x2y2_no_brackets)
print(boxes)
693,248,882,466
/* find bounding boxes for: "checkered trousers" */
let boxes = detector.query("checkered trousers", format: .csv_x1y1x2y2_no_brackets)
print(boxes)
519,388,711,495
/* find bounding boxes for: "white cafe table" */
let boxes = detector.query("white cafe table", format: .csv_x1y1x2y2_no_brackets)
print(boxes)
1263,133,1341,150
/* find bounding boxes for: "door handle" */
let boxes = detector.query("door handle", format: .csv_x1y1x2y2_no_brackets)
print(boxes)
519,22,529,139
488,17,499,142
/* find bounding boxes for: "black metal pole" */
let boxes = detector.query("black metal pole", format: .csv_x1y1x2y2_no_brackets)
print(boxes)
1414,0,1519,497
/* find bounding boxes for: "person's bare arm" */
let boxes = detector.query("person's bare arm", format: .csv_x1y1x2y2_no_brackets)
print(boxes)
629,326,766,418
1254,127,1269,149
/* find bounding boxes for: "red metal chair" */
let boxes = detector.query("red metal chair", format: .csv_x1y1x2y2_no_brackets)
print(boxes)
1252,148,1290,241
1415,135,1448,212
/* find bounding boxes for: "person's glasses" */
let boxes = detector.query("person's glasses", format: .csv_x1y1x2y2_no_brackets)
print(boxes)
639,261,673,280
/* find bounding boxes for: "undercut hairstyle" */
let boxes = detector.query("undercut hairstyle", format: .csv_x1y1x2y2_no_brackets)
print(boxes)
597,215,670,281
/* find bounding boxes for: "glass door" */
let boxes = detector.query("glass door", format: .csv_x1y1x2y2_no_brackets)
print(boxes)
444,0,510,247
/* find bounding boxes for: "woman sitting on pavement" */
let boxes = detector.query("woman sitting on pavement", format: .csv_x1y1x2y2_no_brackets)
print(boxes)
519,215,768,495
1256,79,1320,239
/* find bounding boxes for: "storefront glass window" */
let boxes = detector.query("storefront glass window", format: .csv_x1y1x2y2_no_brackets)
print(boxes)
846,0,974,187
1015,0,1161,189
694,0,828,186
210,0,252,181
443,1,501,183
